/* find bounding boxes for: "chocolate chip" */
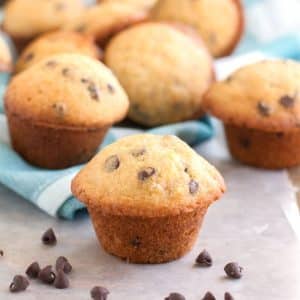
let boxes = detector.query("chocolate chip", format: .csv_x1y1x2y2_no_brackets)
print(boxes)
225,292,234,300
202,291,216,300
76,24,86,32
239,137,250,148
131,237,141,248
107,84,115,93
87,82,100,101
90,286,110,300
257,101,271,117
138,167,156,181
224,262,243,279
0,250,3,256
24,52,34,62
38,265,56,284
54,270,70,289
279,95,295,108
195,249,212,267
189,180,199,194
56,256,72,274
61,68,71,77
276,132,284,138
52,102,66,118
46,60,57,67
42,228,57,245
81,78,89,84
131,148,146,157
9,275,29,293
26,262,41,278
104,155,120,172
55,2,65,11
165,293,185,300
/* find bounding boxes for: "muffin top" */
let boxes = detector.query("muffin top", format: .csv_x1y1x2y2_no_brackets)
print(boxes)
3,0,84,38
101,0,157,10
72,134,225,217
5,54,129,128
104,22,213,126
0,35,12,72
150,0,244,57
203,60,300,132
15,31,101,73
64,2,146,45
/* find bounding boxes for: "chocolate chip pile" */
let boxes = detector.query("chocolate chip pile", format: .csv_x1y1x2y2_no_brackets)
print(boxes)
165,249,243,299
7,228,110,299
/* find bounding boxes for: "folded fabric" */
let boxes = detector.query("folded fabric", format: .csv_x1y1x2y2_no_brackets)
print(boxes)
0,115,213,219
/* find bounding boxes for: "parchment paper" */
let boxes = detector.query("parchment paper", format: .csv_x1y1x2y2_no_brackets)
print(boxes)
0,124,300,300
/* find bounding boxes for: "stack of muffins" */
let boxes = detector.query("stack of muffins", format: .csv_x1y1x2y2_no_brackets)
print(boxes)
1,0,298,265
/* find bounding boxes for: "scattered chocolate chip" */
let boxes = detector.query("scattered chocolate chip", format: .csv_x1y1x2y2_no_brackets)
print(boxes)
131,237,141,248
165,293,185,300
257,101,271,117
87,82,100,101
195,249,212,267
38,265,56,284
202,291,216,300
189,180,199,194
46,60,57,68
224,262,243,279
279,95,295,108
52,102,66,118
9,275,29,293
225,292,234,300
107,84,115,93
0,250,3,256
24,52,34,62
26,262,41,279
239,137,250,148
42,228,57,245
56,256,72,274
131,148,146,157
54,270,70,289
90,286,110,300
61,68,71,77
184,167,188,173
104,155,120,172
138,167,156,181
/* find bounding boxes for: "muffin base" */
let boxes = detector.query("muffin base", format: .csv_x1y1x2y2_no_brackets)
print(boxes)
7,113,109,169
88,206,207,264
225,124,300,169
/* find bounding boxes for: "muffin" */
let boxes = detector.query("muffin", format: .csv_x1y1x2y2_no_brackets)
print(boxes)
105,22,214,127
5,54,129,169
72,134,225,263
15,31,101,73
64,2,147,47
203,60,300,169
2,0,84,52
150,0,244,57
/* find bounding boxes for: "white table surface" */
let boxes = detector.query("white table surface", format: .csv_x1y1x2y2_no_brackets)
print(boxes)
0,126,300,300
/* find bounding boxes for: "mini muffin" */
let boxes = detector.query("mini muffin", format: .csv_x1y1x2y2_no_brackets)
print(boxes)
15,31,101,73
150,0,244,57
2,0,84,52
105,22,214,127
64,2,147,46
72,134,225,263
203,60,300,169
5,54,129,169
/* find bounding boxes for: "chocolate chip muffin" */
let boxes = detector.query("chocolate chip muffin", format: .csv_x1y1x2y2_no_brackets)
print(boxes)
15,31,101,73
5,54,129,169
0,34,12,72
64,2,147,47
203,60,300,169
2,0,84,52
105,22,214,127
150,0,244,57
72,134,225,263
